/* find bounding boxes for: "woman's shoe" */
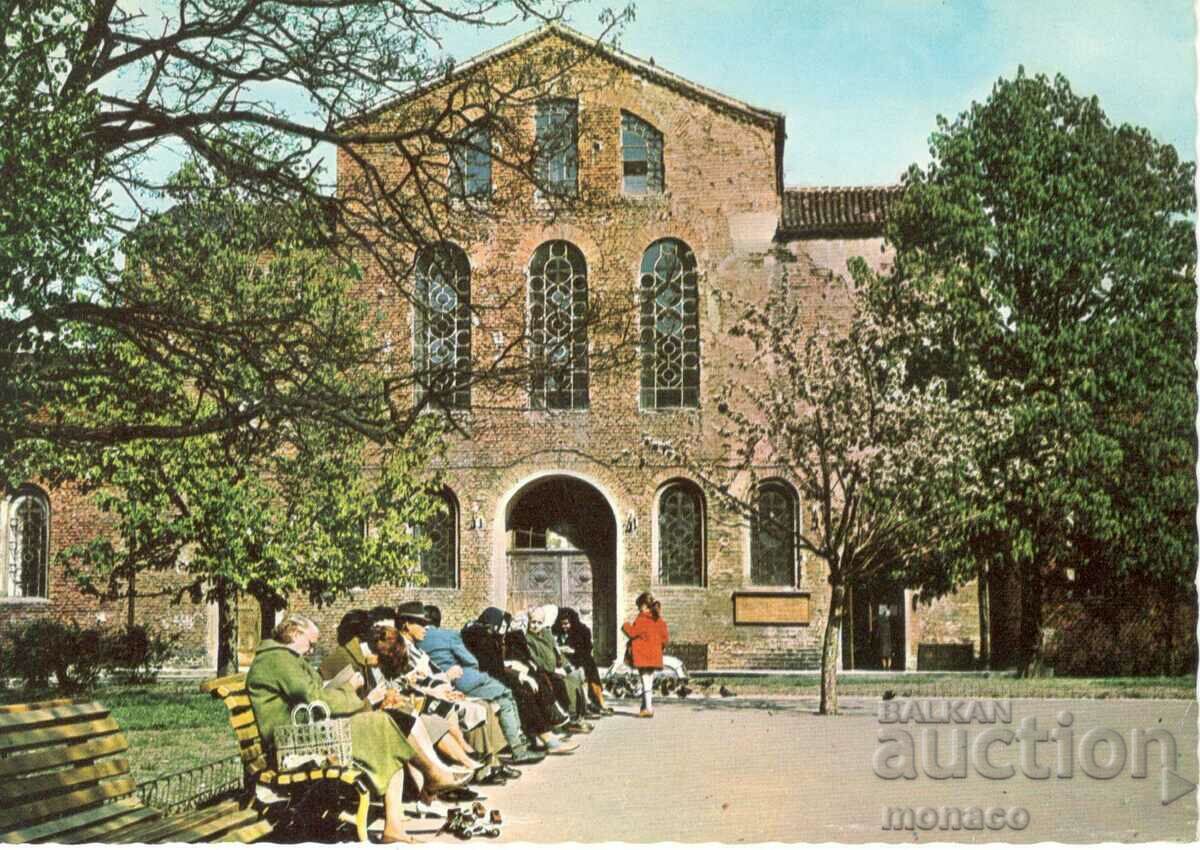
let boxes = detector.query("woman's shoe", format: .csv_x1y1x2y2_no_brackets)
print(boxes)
638,709,654,718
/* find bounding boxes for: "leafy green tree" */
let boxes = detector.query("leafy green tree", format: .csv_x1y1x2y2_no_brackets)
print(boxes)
870,71,1196,672
34,175,445,673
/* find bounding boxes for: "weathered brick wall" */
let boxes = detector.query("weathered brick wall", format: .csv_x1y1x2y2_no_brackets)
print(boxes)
16,31,981,673
0,482,213,666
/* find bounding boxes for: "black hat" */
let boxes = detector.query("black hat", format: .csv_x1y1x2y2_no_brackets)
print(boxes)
396,600,429,625
368,606,397,628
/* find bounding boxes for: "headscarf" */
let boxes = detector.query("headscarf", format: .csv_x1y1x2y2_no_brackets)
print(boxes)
478,607,511,633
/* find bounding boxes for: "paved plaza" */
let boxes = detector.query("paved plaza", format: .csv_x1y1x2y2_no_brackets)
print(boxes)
410,696,1199,843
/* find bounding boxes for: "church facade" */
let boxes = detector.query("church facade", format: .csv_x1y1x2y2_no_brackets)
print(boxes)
1,25,983,672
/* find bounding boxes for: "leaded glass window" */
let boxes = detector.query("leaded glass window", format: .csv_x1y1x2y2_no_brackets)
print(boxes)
621,112,664,194
452,127,491,198
751,481,798,586
419,490,458,588
414,243,471,409
640,239,699,408
658,481,704,586
529,240,589,410
535,99,578,196
4,487,49,598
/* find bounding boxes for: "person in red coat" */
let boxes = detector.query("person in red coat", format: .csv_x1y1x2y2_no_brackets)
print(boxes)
621,591,669,718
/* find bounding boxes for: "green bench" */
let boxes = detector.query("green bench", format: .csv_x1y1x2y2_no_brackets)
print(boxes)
202,673,378,842
0,699,271,844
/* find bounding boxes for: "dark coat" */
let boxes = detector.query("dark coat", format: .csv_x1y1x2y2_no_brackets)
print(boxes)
553,607,601,686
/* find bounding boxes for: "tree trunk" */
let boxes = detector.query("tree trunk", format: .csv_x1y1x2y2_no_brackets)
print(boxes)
126,570,137,630
1018,561,1045,677
215,577,238,676
977,564,990,670
819,580,846,715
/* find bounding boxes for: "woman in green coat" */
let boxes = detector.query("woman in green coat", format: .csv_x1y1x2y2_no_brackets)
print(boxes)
247,613,461,842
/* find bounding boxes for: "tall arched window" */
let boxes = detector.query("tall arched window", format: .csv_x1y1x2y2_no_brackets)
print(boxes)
657,480,704,586
751,480,799,586
414,243,471,409
621,112,664,194
419,489,458,588
528,240,589,410
640,238,699,409
3,485,49,598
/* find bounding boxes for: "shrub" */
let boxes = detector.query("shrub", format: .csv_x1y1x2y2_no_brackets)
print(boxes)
1,618,107,692
104,625,178,684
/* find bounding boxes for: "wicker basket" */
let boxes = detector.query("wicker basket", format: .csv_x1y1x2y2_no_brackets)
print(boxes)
274,701,353,770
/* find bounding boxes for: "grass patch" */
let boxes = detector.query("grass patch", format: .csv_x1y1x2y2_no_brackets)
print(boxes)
698,673,1196,700
0,680,237,786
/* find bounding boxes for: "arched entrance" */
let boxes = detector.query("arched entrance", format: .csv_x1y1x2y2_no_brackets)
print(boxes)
504,476,618,663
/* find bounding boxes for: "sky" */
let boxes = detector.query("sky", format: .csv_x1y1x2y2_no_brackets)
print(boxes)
110,0,1196,195
436,0,1197,188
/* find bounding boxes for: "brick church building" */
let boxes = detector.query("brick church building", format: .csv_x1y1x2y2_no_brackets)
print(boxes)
2,24,984,673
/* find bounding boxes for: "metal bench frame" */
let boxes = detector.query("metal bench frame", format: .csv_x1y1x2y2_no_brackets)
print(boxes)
201,673,377,842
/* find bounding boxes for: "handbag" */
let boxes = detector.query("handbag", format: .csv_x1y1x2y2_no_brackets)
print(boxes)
274,701,353,770
623,640,635,667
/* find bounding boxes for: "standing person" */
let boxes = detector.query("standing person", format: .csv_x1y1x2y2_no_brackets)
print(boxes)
622,592,669,718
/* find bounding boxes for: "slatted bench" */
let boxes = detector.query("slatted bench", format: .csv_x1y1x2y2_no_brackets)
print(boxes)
202,673,378,842
0,700,272,844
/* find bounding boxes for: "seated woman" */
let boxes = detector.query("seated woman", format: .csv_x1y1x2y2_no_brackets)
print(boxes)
523,605,593,734
463,608,577,754
246,613,463,843
370,622,491,778
381,605,511,769
553,606,611,715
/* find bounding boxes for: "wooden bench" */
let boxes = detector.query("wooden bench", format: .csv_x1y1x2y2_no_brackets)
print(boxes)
202,673,377,842
0,700,272,844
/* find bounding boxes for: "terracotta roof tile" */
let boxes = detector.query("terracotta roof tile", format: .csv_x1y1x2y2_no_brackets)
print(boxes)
779,185,902,237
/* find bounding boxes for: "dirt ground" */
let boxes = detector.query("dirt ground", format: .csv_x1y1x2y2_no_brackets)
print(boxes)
412,695,1199,843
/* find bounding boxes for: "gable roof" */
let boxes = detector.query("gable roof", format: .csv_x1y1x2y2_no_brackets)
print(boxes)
778,185,902,238
344,23,785,131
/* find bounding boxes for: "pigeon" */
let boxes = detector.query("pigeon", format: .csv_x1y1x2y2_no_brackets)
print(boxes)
719,685,737,698
882,689,896,701
676,685,692,699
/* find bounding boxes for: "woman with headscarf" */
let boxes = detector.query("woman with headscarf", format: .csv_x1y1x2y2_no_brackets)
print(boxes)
525,604,592,734
553,607,611,715
463,608,577,754
502,611,572,730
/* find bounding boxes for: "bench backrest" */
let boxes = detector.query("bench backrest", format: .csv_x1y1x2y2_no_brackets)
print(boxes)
0,701,143,842
201,673,269,776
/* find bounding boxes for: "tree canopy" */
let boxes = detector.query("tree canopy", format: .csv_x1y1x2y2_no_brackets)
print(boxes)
2,0,631,475
871,70,1197,668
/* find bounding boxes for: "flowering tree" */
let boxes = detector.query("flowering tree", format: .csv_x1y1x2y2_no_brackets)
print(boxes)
651,273,1002,714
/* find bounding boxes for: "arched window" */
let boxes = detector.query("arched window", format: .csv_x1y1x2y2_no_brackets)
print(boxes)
414,243,471,409
3,485,49,598
528,240,589,410
621,112,664,194
451,126,491,198
751,481,798,586
640,239,699,408
419,489,458,588
657,480,704,586
535,99,578,196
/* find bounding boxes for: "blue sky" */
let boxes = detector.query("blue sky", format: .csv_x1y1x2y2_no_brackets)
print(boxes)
441,0,1196,187
111,1,1195,195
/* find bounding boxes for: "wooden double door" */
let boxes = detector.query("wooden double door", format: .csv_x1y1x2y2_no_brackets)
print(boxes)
507,550,615,663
